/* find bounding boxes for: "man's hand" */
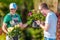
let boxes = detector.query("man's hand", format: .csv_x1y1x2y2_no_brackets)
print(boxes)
23,24,27,28
7,27,14,32
19,23,28,29
35,20,40,25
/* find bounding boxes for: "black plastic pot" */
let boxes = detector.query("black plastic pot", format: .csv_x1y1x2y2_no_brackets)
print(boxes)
13,35,18,40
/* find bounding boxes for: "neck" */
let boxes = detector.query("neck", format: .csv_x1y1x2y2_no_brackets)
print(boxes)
46,10,51,15
10,12,15,15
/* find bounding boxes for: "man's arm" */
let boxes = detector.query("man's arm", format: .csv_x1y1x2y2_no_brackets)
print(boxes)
2,23,8,34
18,14,28,29
36,20,50,31
39,23,49,31
19,22,28,29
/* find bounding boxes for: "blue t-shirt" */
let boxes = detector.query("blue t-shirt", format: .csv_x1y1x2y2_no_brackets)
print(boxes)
44,11,57,38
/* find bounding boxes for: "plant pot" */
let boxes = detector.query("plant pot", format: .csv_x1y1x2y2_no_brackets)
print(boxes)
13,35,18,40
0,27,2,35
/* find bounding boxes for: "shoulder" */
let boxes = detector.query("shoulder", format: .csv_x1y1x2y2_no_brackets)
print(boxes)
47,12,55,17
48,12,56,16
15,13,20,17
47,12,57,20
4,13,11,19
5,13,11,16
4,13,11,18
3,13,11,22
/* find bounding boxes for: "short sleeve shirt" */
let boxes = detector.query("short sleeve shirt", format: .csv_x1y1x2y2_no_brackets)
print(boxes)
3,13,22,28
44,11,57,38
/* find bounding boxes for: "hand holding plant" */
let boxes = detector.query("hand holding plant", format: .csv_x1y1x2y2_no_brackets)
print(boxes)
7,24,23,38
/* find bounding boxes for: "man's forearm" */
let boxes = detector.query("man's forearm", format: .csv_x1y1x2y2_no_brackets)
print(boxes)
39,24,49,31
3,29,8,34
2,23,8,34
19,23,28,28
2,26,8,34
39,24,45,29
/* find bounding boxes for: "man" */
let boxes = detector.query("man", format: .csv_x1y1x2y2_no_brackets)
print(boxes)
36,3,57,40
2,3,27,40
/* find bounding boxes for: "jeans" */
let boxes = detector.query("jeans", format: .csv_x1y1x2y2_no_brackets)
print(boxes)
44,37,56,40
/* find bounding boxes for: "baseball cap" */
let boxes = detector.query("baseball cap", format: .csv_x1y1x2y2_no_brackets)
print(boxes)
9,3,17,9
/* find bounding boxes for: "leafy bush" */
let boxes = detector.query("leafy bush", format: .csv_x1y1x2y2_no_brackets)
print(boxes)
7,24,44,40
25,10,45,40
24,27,44,40
7,24,25,40
26,10,45,25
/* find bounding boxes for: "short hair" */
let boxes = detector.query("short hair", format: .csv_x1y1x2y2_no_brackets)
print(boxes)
40,3,49,9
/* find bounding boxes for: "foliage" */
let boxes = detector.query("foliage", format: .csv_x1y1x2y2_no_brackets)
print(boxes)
0,0,44,40
26,10,45,25
24,27,44,40
25,10,45,40
7,24,44,40
0,0,34,17
7,24,24,40
0,0,34,27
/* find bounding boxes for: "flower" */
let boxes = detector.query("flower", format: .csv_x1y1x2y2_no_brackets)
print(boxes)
28,12,32,16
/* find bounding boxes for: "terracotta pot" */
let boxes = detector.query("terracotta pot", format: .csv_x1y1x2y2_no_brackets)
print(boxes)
0,27,2,35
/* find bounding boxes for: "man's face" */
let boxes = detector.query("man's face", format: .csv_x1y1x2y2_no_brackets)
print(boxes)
39,6,46,16
10,8,16,14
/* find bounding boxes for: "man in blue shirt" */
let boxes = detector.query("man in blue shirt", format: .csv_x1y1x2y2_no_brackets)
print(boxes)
36,3,57,40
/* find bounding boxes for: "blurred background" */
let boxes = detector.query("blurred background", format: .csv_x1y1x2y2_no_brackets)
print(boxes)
0,0,60,40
